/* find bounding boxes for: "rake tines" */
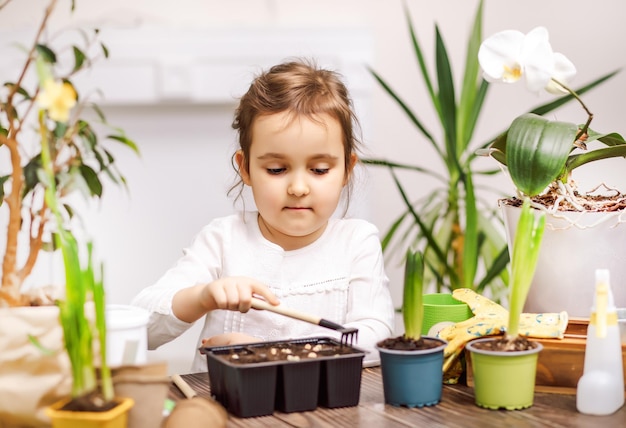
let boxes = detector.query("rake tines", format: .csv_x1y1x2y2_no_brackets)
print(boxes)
339,327,358,346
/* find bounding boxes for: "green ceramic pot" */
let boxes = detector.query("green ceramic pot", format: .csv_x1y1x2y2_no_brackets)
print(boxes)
466,337,543,410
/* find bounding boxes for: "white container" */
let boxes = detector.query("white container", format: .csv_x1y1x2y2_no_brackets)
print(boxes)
106,304,150,367
576,270,625,415
617,308,626,345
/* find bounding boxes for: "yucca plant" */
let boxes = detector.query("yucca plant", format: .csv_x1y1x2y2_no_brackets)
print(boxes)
362,0,617,300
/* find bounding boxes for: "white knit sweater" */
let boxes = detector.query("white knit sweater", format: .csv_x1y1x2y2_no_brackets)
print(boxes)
132,211,395,372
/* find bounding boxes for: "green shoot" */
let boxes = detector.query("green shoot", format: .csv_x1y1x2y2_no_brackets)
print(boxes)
39,109,113,400
403,249,425,340
506,198,545,339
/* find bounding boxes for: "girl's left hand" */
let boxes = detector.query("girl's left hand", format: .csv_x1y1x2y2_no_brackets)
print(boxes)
201,332,260,347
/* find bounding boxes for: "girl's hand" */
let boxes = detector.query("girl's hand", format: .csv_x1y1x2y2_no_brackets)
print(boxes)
201,332,260,347
200,276,280,313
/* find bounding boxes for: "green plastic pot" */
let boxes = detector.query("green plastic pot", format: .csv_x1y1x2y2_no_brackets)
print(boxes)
466,337,543,410
421,293,473,337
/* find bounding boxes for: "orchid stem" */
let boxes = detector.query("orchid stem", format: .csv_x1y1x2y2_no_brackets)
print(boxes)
550,77,594,141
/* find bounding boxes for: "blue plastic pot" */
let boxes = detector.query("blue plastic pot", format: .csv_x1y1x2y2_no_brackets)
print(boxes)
376,337,447,407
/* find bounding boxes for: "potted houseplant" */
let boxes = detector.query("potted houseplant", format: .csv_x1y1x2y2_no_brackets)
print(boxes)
376,249,447,408
44,234,133,426
477,25,626,316
0,0,138,425
362,0,616,301
35,26,133,425
465,198,546,410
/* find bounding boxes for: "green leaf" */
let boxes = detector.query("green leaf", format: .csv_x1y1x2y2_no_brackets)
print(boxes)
476,246,509,294
101,42,109,59
36,44,56,63
507,199,545,338
107,134,141,155
435,25,457,166
403,249,424,340
391,170,459,284
367,68,439,154
506,113,577,196
0,175,9,203
566,144,626,172
79,164,103,197
462,172,478,289
3,82,31,100
457,0,484,150
23,155,43,196
480,70,620,156
78,120,97,149
28,334,57,356
405,2,437,112
72,46,86,72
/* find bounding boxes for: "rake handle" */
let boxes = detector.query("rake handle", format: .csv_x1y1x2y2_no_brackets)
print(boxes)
251,297,322,326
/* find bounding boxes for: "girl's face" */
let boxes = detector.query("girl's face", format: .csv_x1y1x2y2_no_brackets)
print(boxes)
236,111,356,251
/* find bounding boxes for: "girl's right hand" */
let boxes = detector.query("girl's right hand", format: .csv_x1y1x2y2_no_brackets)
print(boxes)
200,276,280,313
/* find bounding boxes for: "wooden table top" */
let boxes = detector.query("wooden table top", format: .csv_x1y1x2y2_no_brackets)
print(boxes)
168,367,626,427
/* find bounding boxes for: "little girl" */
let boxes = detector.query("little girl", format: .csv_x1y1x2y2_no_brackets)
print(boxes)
132,59,395,371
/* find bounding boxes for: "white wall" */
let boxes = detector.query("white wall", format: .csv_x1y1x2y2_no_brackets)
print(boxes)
2,0,625,374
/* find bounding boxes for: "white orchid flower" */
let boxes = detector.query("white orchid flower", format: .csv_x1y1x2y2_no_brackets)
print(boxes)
478,26,576,94
544,52,577,94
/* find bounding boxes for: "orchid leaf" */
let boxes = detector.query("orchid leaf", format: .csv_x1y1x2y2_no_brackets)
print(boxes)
566,131,626,171
506,113,577,196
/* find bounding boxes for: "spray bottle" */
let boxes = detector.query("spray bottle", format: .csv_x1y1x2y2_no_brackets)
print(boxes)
576,269,624,415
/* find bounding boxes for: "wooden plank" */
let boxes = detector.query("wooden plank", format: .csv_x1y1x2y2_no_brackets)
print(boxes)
169,367,626,427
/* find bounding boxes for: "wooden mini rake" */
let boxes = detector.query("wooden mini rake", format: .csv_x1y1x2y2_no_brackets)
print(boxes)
250,297,358,345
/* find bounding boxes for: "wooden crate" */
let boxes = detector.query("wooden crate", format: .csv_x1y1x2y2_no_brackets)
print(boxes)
465,318,626,395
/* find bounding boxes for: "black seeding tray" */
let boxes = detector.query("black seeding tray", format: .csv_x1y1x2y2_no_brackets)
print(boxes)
200,337,366,417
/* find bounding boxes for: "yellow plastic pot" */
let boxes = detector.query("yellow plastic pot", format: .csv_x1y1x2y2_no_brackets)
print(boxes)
46,396,134,428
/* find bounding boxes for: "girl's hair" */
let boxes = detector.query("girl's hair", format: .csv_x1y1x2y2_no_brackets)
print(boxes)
229,58,362,208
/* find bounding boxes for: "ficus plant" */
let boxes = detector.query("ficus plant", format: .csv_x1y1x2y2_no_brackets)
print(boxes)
0,0,138,307
362,0,617,301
